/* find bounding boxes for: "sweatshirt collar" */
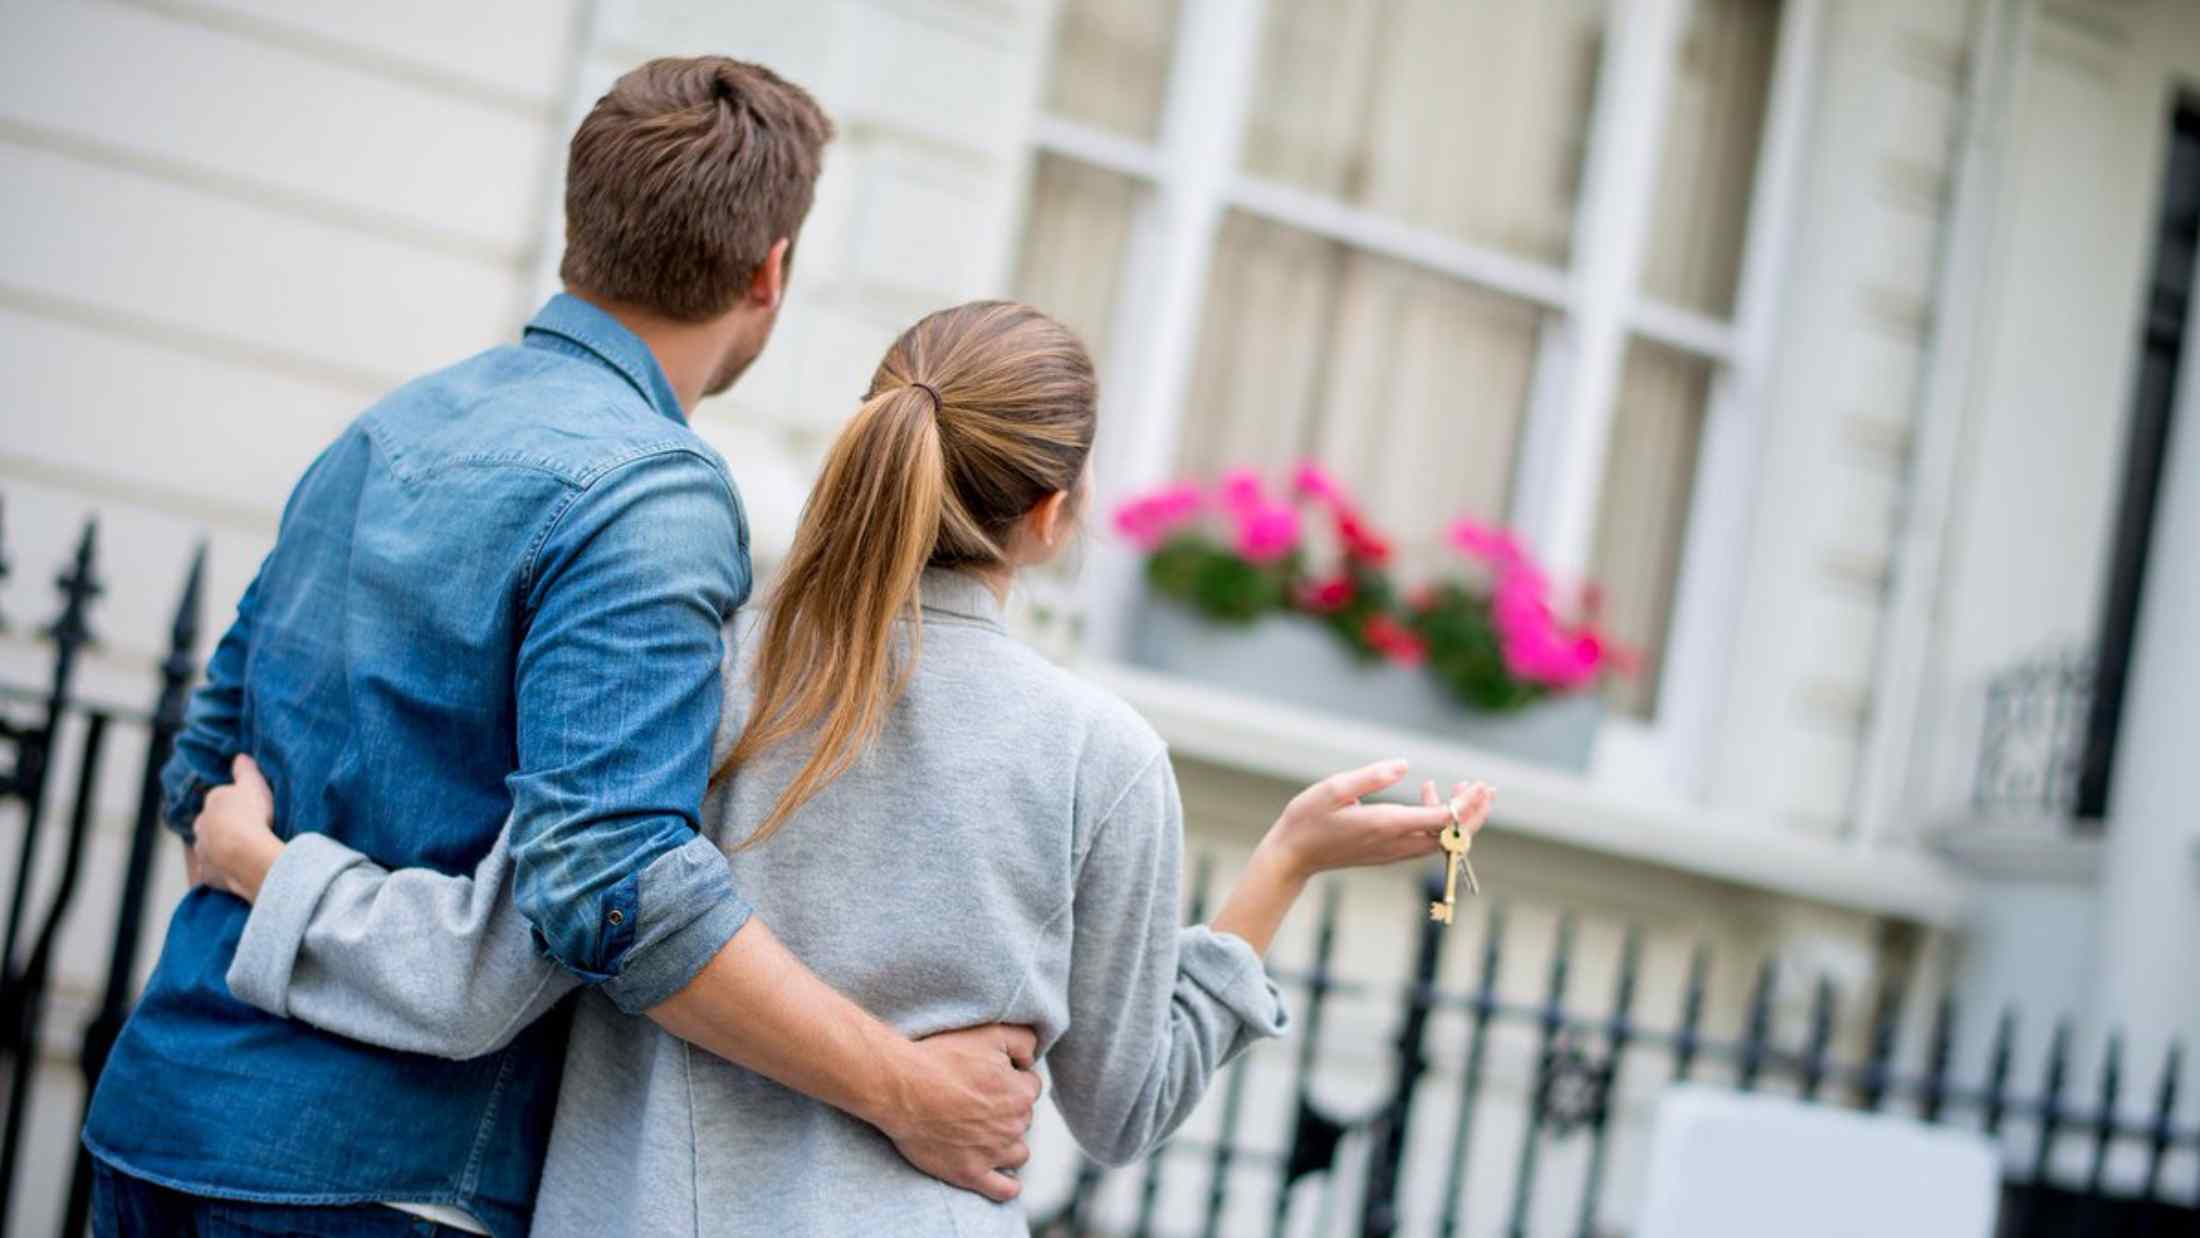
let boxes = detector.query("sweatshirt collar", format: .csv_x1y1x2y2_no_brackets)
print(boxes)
919,568,1006,630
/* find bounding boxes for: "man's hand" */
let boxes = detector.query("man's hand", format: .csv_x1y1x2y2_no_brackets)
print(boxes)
875,1025,1043,1203
648,920,1044,1204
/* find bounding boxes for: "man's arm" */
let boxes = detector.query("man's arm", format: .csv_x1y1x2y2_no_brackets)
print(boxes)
207,762,1040,1199
505,450,754,1011
651,922,1042,1200
160,563,264,841
164,442,340,840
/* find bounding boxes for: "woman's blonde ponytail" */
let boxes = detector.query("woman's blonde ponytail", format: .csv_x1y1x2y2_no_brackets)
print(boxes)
716,301,1096,845
720,383,946,846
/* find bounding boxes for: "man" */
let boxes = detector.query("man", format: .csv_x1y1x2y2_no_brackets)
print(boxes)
83,56,1038,1237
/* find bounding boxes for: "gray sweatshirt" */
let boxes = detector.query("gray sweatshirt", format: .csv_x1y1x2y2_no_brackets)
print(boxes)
225,570,1287,1237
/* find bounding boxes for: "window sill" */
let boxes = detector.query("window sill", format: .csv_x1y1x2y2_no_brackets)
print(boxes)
1921,815,2102,885
1082,659,1972,927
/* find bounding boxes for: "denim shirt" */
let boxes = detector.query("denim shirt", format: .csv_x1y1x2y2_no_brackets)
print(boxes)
82,294,755,1237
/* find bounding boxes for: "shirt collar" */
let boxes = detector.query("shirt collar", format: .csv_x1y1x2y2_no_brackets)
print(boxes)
919,568,1006,630
521,293,688,426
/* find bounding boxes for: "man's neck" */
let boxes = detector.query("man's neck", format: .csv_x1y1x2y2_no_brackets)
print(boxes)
573,292,726,416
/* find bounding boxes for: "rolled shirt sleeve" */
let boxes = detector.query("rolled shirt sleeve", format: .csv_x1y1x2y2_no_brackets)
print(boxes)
509,447,755,1013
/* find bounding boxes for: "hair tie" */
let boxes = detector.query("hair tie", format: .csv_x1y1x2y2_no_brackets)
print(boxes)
909,382,943,413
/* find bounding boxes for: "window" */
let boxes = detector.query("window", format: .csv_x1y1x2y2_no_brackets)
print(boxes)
1179,211,1542,563
1013,153,1142,369
1042,0,1179,143
1240,0,1603,263
1015,0,1808,770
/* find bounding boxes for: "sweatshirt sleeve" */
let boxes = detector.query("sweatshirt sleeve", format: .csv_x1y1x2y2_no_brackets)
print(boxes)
1043,749,1290,1167
225,819,589,1060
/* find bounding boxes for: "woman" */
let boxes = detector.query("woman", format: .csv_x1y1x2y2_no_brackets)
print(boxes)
192,301,1492,1236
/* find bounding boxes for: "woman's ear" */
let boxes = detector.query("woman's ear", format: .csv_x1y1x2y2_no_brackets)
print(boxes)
1025,489,1074,558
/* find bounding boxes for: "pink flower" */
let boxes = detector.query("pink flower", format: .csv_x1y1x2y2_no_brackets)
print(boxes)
1578,625,1642,678
1489,571,1593,688
1448,519,1528,573
1156,483,1204,518
1112,482,1206,550
1297,574,1355,613
1292,460,1344,506
1335,509,1393,566
1218,468,1265,514
1501,626,1595,689
1491,573,1550,635
1489,573,1622,690
1112,503,1160,550
1362,613,1427,666
1234,502,1300,563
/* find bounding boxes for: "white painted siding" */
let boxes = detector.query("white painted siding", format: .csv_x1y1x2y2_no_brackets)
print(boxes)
1909,0,2168,824
1712,0,1975,837
598,0,1056,556
0,4,577,1232
4,0,2195,1231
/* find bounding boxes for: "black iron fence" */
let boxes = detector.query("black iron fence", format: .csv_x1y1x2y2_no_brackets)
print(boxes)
1026,864,2200,1237
0,504,2194,1237
0,503,204,1238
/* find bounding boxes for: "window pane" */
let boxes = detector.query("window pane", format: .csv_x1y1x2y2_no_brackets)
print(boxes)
1011,154,1141,371
1641,0,1781,317
1592,341,1713,719
1044,0,1179,142
1178,211,1540,573
1243,0,1604,265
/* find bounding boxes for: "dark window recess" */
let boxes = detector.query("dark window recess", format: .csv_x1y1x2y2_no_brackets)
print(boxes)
2078,98,2200,822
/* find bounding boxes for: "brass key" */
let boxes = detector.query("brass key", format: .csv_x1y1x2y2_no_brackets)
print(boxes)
1428,823,1461,924
1428,801,1480,925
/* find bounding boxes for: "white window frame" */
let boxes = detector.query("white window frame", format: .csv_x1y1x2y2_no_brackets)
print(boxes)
1041,0,1823,799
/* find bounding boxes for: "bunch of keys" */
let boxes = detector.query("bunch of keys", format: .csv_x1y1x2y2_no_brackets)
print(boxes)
1428,794,1481,925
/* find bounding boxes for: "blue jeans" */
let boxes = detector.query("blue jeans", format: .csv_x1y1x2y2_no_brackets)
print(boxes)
92,1161,471,1237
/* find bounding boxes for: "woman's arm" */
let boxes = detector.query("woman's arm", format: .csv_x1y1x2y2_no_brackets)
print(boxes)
195,755,580,1059
1045,755,1488,1167
196,762,1047,1201
1212,769,1491,954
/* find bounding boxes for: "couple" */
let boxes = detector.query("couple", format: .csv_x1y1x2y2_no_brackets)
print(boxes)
79,55,1491,1237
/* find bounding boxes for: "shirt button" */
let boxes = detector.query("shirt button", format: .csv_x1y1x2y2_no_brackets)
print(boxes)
606,910,625,927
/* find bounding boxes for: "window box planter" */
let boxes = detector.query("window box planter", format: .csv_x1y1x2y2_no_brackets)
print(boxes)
1130,596,1601,772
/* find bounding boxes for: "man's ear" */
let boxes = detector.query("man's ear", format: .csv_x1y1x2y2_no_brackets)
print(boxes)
748,238,791,310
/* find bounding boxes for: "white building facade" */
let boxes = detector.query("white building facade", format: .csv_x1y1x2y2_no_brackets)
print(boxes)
1,0,2195,1234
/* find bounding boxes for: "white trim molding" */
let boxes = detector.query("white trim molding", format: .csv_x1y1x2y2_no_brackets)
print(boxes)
1853,0,2029,845
1511,0,1693,582
1655,0,1826,797
1092,661,1972,925
1078,0,1268,659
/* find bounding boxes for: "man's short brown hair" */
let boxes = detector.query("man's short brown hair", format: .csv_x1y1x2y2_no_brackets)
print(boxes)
561,57,833,322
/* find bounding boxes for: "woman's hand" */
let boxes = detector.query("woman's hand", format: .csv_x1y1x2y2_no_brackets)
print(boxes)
1265,761,1491,882
1213,761,1494,955
192,754,285,903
